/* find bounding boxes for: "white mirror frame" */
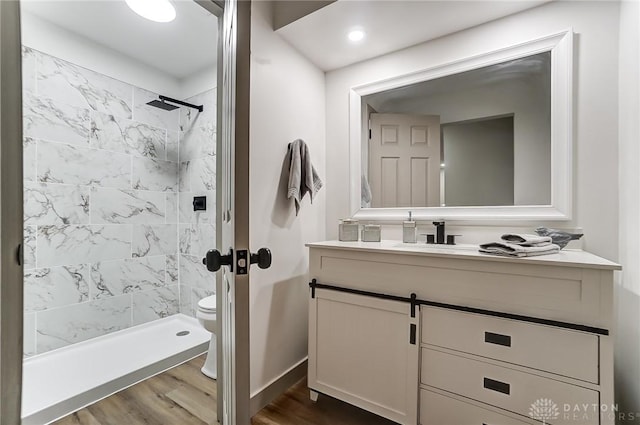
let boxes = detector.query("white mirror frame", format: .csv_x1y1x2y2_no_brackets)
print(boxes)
349,29,573,222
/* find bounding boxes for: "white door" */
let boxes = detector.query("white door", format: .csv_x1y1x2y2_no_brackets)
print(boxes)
369,113,441,207
0,1,253,424
218,1,238,423
0,2,26,424
214,1,252,424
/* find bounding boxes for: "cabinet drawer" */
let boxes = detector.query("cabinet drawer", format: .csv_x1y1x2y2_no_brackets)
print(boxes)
421,348,599,425
421,307,599,383
420,388,534,425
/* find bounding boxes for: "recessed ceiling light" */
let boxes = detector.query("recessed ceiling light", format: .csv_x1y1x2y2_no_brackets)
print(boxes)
348,29,366,43
126,0,176,23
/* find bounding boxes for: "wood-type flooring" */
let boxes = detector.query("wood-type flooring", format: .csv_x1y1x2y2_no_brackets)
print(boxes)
54,355,395,425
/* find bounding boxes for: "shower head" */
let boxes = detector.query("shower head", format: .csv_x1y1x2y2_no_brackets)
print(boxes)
146,99,180,111
146,95,204,112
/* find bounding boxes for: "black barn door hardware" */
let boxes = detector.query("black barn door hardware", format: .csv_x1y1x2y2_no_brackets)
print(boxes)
307,280,609,335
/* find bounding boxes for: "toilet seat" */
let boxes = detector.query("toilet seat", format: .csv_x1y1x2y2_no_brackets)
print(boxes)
197,295,216,313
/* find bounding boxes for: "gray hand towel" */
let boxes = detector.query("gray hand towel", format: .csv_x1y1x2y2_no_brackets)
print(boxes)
501,233,553,247
287,139,323,215
479,241,560,257
361,174,372,206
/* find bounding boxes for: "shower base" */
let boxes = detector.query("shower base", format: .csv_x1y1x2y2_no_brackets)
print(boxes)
22,314,210,425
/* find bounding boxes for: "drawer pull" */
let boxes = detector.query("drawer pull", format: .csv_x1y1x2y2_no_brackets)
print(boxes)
484,331,511,347
483,377,510,395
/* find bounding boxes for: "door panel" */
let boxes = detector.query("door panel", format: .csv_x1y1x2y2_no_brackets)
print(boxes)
410,157,429,206
370,113,441,208
381,157,399,207
0,2,25,424
218,0,251,424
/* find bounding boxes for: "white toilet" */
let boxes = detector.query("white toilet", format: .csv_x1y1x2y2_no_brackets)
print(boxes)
196,295,217,379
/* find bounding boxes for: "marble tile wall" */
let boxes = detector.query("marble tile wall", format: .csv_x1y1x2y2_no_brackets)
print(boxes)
177,88,217,317
21,46,190,356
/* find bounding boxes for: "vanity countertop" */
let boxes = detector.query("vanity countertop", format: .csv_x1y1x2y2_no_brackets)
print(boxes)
306,240,621,271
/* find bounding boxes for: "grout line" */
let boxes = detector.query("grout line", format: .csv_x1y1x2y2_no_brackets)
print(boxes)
34,137,39,271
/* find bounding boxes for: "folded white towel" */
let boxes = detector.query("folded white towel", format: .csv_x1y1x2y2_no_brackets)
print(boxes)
287,139,323,215
501,233,553,247
479,241,560,257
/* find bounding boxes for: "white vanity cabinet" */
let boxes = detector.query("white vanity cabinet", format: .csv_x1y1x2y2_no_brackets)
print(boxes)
308,289,420,424
307,241,620,425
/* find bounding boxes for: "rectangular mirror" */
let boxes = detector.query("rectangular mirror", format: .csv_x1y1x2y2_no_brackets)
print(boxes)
350,29,573,222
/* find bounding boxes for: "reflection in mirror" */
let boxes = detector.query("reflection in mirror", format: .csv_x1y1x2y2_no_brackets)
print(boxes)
442,115,514,207
361,52,550,209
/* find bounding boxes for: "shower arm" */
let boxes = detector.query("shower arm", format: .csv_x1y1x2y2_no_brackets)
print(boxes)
159,95,204,112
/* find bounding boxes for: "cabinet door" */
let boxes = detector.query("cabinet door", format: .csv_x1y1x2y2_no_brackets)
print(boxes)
308,288,419,425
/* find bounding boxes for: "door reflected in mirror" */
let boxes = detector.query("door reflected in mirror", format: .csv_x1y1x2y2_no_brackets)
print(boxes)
361,52,550,208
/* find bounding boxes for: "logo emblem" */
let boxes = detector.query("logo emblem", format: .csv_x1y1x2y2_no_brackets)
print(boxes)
529,398,560,424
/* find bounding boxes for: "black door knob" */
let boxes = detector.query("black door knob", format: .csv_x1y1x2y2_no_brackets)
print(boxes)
250,248,272,269
202,248,233,272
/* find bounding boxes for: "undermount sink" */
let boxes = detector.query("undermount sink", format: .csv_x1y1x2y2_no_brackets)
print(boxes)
393,242,478,251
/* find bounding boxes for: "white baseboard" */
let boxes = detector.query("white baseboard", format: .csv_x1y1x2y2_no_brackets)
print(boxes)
249,357,308,417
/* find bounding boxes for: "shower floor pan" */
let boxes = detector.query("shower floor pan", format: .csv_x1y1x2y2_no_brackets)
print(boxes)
22,314,210,425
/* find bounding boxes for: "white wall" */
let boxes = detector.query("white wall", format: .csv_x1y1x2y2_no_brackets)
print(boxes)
617,0,640,418
21,12,181,97
325,1,620,260
21,11,215,100
180,66,218,100
249,0,326,399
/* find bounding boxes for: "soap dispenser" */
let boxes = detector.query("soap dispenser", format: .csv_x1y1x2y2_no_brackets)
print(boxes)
402,211,417,243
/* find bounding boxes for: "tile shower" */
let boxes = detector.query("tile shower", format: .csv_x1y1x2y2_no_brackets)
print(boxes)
22,46,217,357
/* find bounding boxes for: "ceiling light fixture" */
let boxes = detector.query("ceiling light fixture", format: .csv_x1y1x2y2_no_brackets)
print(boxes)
347,29,366,43
126,0,176,23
